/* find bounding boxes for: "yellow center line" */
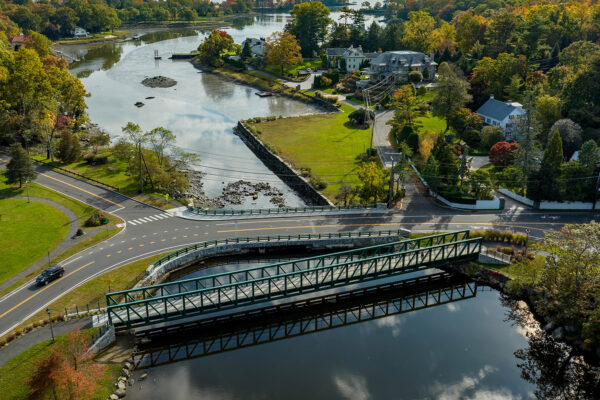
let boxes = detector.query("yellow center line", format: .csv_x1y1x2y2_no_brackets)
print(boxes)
117,250,122,254
106,254,111,257
150,241,156,244
40,173,123,208
217,221,563,234
0,261,95,320
139,244,144,247
128,247,133,250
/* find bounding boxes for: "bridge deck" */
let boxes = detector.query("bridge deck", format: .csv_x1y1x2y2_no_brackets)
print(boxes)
107,232,481,330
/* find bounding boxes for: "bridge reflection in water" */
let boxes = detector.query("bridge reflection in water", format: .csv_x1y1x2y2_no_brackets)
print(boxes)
133,271,482,368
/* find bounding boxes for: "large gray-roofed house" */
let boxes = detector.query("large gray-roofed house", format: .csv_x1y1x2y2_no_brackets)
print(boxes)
367,50,437,82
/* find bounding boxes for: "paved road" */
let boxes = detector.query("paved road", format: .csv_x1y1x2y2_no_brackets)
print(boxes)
0,156,597,337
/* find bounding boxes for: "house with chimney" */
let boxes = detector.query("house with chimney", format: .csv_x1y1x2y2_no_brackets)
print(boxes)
365,50,437,83
476,95,526,136
325,45,378,73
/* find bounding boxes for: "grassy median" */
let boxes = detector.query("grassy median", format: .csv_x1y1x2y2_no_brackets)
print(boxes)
247,104,371,201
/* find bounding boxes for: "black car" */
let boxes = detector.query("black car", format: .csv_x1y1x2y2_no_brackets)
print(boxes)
36,265,64,286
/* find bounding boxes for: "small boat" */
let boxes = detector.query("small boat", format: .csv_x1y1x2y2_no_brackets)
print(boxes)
256,91,273,97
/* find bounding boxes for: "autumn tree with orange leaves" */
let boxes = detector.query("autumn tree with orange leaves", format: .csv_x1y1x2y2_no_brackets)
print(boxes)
28,329,106,400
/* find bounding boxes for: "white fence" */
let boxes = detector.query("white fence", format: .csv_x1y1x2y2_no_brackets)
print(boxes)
411,165,501,210
499,187,600,210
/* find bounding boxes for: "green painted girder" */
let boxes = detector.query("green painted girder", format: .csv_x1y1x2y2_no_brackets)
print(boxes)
107,230,470,306
108,236,480,330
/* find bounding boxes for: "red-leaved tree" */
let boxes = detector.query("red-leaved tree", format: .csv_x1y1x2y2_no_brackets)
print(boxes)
489,141,518,166
27,329,106,400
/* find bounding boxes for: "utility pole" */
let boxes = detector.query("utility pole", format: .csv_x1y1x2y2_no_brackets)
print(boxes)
138,141,143,194
593,171,600,211
387,160,395,208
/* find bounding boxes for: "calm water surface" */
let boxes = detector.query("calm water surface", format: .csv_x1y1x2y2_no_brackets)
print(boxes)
59,15,324,206
126,261,548,400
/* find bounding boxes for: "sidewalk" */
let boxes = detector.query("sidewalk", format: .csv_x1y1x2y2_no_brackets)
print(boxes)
178,206,391,221
0,318,92,367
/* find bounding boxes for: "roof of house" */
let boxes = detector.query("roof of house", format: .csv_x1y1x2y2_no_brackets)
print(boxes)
10,35,31,44
326,48,347,57
370,51,436,68
476,97,524,121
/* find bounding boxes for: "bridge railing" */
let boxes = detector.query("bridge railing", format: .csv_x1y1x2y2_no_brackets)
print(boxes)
110,230,470,305
107,236,481,329
188,204,379,216
151,229,421,267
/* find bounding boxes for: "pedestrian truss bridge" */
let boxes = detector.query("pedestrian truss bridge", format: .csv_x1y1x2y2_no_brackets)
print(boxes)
106,230,482,330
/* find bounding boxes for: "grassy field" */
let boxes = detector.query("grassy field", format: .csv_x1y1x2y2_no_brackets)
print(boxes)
54,30,129,44
0,328,121,400
0,199,70,285
0,171,120,228
32,155,139,194
249,104,371,200
262,59,321,79
0,227,122,299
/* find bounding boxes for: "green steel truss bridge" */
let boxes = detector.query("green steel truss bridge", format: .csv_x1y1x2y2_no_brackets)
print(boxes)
133,272,479,367
106,231,482,330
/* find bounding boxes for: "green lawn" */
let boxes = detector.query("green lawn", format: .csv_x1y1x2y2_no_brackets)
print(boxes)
0,171,122,289
0,328,120,400
250,104,371,200
0,171,120,228
0,199,70,285
32,155,139,194
416,112,446,134
262,59,322,78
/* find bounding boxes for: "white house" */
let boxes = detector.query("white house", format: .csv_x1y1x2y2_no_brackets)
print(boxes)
476,95,526,135
245,37,266,56
72,27,88,38
325,45,378,73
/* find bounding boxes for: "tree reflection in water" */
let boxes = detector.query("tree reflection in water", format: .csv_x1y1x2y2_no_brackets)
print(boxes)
502,295,600,399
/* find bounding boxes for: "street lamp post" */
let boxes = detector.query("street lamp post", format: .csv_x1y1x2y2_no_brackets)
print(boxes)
46,308,55,342
25,179,30,203
525,229,530,254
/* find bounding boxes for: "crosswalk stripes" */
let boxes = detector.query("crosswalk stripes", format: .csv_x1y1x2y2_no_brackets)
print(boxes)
127,212,174,226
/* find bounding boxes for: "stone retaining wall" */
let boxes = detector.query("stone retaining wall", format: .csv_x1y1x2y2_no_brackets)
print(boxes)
235,121,332,206
138,234,409,287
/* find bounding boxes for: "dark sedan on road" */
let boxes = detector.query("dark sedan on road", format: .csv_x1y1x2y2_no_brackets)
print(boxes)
36,265,64,286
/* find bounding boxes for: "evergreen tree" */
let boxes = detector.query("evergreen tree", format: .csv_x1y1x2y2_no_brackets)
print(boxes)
57,131,81,164
422,155,440,191
6,144,36,188
431,62,472,132
241,39,252,61
513,91,542,192
579,140,600,171
431,134,458,178
543,128,564,170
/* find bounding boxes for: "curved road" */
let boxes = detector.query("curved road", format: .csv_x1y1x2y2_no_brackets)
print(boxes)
0,158,596,337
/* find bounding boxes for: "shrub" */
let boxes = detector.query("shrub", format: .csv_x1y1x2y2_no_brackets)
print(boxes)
319,76,332,88
0,338,6,347
481,126,504,149
348,109,375,126
489,141,518,166
16,328,23,336
407,132,419,151
83,153,108,165
5,333,16,343
310,176,328,190
85,210,109,227
408,70,423,83
461,129,481,148
501,246,514,255
416,86,427,97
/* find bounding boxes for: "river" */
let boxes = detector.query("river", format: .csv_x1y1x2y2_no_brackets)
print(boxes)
57,12,380,208
125,258,598,400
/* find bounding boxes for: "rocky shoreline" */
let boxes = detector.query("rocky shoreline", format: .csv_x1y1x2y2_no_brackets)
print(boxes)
448,261,600,368
177,169,288,209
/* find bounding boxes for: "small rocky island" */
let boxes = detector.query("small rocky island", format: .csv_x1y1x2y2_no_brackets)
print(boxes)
141,76,177,88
